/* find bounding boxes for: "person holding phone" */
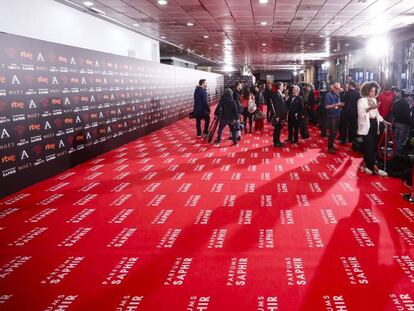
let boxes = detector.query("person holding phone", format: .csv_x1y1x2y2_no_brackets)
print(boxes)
357,81,391,176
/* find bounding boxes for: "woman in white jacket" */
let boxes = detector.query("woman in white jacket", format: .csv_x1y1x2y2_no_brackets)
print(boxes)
357,82,391,176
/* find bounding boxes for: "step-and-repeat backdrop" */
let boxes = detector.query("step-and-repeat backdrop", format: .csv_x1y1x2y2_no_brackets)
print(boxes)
0,33,223,198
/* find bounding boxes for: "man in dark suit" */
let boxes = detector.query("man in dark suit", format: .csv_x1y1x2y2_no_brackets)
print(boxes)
339,81,360,144
193,79,210,137
270,82,287,147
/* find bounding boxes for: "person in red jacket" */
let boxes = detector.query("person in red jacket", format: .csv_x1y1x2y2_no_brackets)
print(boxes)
377,87,400,120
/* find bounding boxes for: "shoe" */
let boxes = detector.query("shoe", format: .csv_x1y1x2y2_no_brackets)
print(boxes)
321,134,327,138
339,141,346,145
202,133,207,138
327,148,336,154
360,167,373,175
292,140,299,144
274,142,284,147
213,139,221,144
232,142,239,146
197,135,202,138
237,136,241,141
374,169,388,177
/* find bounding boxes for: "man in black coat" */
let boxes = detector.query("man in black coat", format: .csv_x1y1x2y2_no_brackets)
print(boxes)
270,82,287,147
232,81,243,112
264,83,273,122
392,92,412,153
193,79,210,137
339,81,360,143
287,85,305,144
214,88,240,146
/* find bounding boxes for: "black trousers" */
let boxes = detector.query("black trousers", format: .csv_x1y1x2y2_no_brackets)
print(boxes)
319,114,327,137
362,119,379,170
288,119,299,142
196,114,210,136
327,115,340,149
266,103,271,122
242,108,253,132
273,122,283,145
339,111,357,143
216,119,237,143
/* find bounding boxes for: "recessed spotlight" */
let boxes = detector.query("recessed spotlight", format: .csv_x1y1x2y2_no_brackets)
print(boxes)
214,44,219,46
259,0,268,3
310,43,315,46
260,21,268,26
262,43,267,46
345,43,349,46
132,23,139,27
158,0,168,5
333,49,337,52
160,36,166,39
203,35,209,39
84,1,93,6
187,22,194,26
319,35,324,38
262,49,267,52
179,44,184,47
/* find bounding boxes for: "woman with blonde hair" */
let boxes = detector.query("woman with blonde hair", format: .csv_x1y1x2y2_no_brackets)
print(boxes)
357,81,391,176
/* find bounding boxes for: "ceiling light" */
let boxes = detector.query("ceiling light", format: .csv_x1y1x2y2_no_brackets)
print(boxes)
260,21,268,26
319,35,324,38
310,43,315,46
262,43,267,46
187,22,194,26
333,49,337,52
158,0,168,5
345,43,349,46
259,0,268,3
262,49,266,52
132,23,139,27
203,35,209,39
160,36,166,39
367,35,390,57
214,44,219,46
84,1,93,6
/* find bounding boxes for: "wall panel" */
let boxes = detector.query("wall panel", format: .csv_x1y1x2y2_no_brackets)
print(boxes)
0,33,223,198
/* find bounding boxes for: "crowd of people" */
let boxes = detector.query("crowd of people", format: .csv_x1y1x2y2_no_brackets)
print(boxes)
193,77,413,177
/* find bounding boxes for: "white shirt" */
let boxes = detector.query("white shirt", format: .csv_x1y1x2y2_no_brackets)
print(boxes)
357,97,384,135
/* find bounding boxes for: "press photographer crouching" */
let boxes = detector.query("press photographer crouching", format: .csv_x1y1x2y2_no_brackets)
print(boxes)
214,88,241,146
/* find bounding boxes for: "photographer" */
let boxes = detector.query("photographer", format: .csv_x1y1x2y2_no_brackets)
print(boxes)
214,88,240,146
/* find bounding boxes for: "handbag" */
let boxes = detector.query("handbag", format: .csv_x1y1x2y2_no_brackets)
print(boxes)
254,110,265,121
247,95,257,113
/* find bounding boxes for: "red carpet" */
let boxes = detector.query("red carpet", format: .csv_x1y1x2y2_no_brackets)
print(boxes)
1,113,414,310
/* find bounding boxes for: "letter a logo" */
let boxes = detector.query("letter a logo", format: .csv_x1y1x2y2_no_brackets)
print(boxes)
52,76,59,85
44,121,52,130
59,140,65,148
1,128,10,139
29,100,37,109
21,150,29,160
37,53,45,62
12,75,20,85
